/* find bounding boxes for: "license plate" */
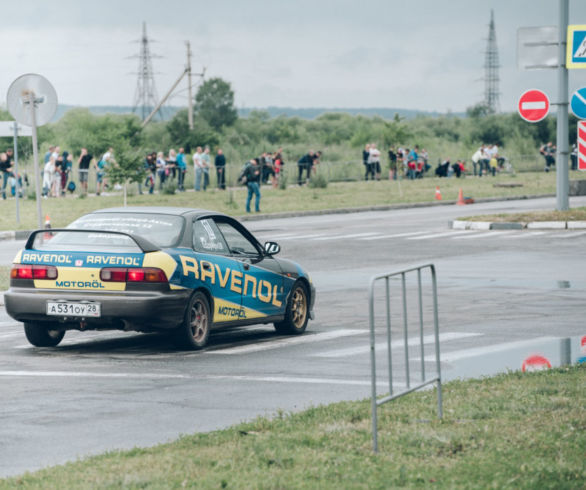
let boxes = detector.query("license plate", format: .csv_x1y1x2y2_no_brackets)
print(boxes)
46,301,101,318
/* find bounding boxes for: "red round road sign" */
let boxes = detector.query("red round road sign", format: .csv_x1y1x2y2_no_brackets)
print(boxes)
522,354,551,372
518,89,550,123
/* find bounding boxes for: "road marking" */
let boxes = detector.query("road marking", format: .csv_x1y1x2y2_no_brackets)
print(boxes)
451,231,505,240
0,370,403,388
207,329,366,355
547,231,586,238
358,231,430,240
504,231,547,238
276,233,326,240
315,332,482,358
406,230,471,240
312,232,380,241
418,336,558,362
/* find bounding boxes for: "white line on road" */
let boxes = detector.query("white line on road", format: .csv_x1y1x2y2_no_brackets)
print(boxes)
315,332,483,358
312,232,381,241
418,336,558,362
207,329,367,355
0,370,401,388
358,231,430,240
451,231,511,240
406,230,472,240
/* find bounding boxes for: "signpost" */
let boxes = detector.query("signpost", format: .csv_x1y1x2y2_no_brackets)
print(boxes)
518,89,550,122
570,87,586,119
566,24,586,69
578,121,586,171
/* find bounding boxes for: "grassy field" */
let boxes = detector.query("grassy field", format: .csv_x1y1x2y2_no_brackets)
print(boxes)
0,171,571,231
1,365,583,488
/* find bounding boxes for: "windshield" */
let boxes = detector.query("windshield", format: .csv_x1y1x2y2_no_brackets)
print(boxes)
66,213,185,248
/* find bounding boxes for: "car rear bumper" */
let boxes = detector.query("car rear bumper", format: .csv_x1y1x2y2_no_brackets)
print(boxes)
4,287,191,331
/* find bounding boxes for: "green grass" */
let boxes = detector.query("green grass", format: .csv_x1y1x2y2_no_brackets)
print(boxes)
1,365,584,488
0,171,568,231
462,207,586,223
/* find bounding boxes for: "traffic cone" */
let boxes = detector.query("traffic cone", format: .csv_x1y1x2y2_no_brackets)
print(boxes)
435,186,442,201
43,214,52,240
456,188,465,205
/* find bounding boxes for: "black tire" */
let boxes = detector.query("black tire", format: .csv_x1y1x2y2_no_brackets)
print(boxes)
24,322,65,347
274,281,309,335
174,291,211,349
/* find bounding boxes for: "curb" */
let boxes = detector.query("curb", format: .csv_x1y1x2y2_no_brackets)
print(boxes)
450,220,586,230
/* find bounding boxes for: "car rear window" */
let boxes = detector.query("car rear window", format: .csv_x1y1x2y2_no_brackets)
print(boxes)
66,213,185,248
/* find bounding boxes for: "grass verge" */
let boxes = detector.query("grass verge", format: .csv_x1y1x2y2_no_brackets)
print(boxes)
0,172,566,231
2,365,584,488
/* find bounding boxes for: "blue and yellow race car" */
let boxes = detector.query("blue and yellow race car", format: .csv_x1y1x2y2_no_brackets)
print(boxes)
5,207,315,349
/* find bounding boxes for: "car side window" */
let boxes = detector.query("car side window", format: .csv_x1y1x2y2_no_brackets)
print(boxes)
192,219,229,254
216,221,259,256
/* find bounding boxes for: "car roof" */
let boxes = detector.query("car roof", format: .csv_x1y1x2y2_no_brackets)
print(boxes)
90,206,229,219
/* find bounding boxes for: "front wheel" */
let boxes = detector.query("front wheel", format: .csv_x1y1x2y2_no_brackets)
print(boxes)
274,281,309,335
174,291,211,349
24,323,65,347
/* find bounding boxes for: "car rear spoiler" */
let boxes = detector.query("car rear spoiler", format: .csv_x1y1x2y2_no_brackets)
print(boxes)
25,229,161,253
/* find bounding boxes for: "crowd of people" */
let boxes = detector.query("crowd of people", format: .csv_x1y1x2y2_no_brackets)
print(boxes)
470,143,504,177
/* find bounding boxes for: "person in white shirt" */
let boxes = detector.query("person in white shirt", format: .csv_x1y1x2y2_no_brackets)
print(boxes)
368,143,381,181
193,146,203,191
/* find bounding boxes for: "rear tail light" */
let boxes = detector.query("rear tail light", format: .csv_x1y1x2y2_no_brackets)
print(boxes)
11,264,58,280
100,267,168,283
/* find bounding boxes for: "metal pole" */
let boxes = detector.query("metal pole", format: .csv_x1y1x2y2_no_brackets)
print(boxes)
369,279,378,453
186,41,194,130
430,266,443,419
12,123,20,224
417,269,425,382
401,273,410,389
385,277,393,396
141,69,187,128
556,0,569,211
28,95,43,229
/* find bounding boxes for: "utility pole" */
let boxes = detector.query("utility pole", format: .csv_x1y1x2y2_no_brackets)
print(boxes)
556,0,569,211
186,41,194,130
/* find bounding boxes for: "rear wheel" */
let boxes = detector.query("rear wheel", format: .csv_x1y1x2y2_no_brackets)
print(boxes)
24,323,65,347
274,281,309,335
174,291,211,349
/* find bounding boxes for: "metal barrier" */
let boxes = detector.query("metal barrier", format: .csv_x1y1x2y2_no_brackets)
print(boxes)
369,263,442,452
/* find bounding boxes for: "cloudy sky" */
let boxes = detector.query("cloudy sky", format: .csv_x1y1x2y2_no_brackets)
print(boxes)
1,0,586,114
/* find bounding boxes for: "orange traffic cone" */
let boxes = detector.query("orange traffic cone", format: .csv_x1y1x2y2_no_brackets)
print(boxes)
456,188,465,205
435,186,442,201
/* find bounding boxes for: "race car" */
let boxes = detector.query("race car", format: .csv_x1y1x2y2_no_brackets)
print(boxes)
5,207,315,349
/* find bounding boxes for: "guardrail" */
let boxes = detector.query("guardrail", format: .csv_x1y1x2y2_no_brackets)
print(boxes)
369,263,442,452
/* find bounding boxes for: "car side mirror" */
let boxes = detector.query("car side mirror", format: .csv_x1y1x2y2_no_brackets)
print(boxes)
264,241,280,255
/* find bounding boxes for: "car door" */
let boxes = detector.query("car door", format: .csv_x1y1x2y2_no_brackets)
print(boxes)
190,217,246,323
213,217,286,319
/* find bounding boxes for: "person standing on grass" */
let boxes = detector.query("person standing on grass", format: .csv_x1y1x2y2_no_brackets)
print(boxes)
388,146,397,180
244,158,261,213
215,148,226,190
201,146,211,191
176,148,186,191
193,146,203,191
78,148,93,194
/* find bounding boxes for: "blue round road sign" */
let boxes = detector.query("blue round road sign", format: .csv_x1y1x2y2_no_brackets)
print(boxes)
571,87,586,119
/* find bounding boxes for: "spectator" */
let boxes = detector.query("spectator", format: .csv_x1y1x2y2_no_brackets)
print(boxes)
176,147,186,191
407,146,419,180
363,143,373,180
44,145,54,164
167,149,177,180
273,150,284,188
43,155,56,197
262,151,275,183
471,145,483,176
297,150,314,185
571,143,578,171
243,158,261,213
215,148,226,190
201,146,211,191
0,150,12,199
144,152,156,194
193,146,203,191
388,146,397,180
78,148,93,194
60,150,71,195
540,142,556,172
156,151,166,190
96,147,114,195
368,144,381,181
312,150,322,175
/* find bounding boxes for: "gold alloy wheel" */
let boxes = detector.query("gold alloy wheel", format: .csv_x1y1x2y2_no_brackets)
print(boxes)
189,299,208,342
291,286,307,329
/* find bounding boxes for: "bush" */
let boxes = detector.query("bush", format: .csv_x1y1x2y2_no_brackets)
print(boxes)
308,172,328,189
162,181,177,195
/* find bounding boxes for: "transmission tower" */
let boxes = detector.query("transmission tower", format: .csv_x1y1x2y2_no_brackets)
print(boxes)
131,22,163,121
484,10,500,113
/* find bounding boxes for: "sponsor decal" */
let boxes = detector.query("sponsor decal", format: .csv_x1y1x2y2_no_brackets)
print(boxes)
179,255,282,307
55,280,105,289
522,355,552,372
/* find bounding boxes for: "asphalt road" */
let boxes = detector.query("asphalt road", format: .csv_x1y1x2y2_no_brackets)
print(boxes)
1,196,585,477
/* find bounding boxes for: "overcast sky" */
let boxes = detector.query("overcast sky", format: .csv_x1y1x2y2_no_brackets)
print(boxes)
1,0,586,114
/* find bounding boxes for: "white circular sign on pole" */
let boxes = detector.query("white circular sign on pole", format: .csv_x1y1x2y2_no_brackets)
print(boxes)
518,89,550,123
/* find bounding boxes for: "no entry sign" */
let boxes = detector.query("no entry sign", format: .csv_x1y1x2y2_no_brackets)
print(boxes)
518,89,550,123
578,121,586,171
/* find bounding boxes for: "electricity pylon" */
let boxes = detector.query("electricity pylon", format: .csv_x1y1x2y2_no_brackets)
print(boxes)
484,10,500,113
